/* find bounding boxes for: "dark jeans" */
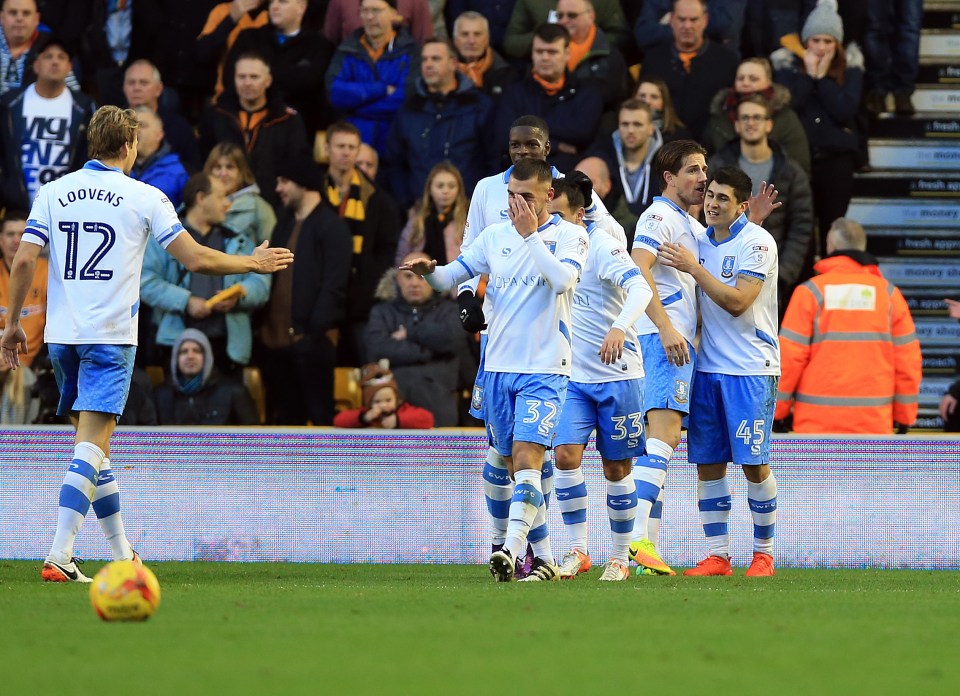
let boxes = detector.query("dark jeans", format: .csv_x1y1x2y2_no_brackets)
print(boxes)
811,153,856,256
863,0,922,94
259,335,337,425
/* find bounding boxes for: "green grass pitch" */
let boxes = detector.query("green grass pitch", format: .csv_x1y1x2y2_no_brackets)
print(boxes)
2,561,958,695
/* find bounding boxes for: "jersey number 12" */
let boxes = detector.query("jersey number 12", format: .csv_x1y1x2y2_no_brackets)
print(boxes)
61,220,115,280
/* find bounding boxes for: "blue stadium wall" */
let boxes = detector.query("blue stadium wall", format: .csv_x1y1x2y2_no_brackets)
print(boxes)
2,428,958,569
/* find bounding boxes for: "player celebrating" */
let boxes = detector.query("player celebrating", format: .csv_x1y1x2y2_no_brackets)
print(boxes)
627,140,708,576
549,175,653,582
402,158,589,582
0,106,293,582
462,116,625,575
658,166,780,577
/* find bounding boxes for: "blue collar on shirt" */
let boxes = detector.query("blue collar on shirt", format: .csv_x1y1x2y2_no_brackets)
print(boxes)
501,164,562,183
705,212,749,246
585,221,598,235
536,213,562,232
652,195,687,216
83,159,123,173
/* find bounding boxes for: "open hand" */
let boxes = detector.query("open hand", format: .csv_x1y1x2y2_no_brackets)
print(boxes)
398,258,437,276
658,242,699,274
747,181,782,224
508,194,538,238
0,323,26,370
252,240,294,273
599,328,625,365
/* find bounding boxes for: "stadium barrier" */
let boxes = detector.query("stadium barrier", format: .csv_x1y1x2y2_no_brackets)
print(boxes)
2,428,958,569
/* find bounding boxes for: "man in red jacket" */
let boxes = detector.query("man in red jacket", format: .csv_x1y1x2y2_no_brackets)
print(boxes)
776,217,922,434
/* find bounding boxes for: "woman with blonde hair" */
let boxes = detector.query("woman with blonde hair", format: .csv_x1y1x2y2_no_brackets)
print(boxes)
203,142,276,244
394,162,468,266
635,79,692,144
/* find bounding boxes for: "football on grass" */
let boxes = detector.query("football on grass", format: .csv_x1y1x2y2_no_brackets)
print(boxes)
89,560,161,621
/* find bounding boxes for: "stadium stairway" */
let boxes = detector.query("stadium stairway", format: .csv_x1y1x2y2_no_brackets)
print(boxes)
846,0,960,430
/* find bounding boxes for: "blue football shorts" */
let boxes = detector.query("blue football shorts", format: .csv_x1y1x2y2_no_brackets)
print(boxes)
483,371,568,457
687,372,779,466
639,333,696,415
555,378,645,461
49,343,136,417
469,333,488,420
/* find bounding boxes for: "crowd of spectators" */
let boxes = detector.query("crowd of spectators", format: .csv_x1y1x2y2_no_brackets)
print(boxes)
0,0,928,429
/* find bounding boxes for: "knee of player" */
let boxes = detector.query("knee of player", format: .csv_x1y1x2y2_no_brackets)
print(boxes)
601,458,632,482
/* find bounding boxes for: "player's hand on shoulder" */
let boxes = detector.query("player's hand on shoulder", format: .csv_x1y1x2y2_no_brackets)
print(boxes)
598,327,625,365
252,240,294,274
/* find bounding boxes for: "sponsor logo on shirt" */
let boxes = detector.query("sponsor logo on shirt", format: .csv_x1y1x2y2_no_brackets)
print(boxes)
501,247,512,256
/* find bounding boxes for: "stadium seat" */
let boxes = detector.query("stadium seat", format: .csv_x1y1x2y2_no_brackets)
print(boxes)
335,367,362,411
242,367,266,425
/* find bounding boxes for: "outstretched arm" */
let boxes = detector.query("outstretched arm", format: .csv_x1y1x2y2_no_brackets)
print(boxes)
166,236,293,275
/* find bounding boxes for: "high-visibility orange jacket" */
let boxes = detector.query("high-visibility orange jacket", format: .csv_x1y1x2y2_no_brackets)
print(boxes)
775,252,922,433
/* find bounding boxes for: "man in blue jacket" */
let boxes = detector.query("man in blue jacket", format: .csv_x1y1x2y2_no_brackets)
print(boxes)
383,38,493,206
129,107,189,208
326,0,420,157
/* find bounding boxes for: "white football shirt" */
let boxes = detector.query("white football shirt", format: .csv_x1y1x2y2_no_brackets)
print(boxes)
696,214,780,375
633,196,703,343
571,222,652,383
436,214,589,375
22,160,185,344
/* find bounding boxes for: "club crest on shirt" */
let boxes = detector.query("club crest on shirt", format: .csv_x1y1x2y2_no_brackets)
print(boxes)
674,379,689,404
545,241,557,254
721,256,736,278
472,384,484,411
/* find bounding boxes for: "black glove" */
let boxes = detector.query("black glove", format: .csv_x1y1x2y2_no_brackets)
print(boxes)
772,417,792,434
458,290,486,333
894,422,909,435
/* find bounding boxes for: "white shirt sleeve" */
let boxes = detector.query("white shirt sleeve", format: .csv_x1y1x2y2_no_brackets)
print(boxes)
457,191,486,295
22,187,51,248
149,191,186,249
429,232,491,292
526,228,588,294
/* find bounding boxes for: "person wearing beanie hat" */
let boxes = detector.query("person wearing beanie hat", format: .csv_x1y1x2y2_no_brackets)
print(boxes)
276,154,323,192
772,0,864,260
258,142,353,426
333,362,435,428
801,2,843,44
153,328,260,425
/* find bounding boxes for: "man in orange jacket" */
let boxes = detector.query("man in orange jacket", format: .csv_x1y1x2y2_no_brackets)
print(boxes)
775,217,922,434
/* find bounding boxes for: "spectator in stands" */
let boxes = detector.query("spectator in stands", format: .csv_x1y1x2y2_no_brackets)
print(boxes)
633,0,746,53
259,154,353,425
196,0,269,100
709,95,814,315
863,0,921,117
445,1,516,55
702,57,811,174
204,142,277,244
140,172,271,376
356,142,380,181
154,328,260,426
383,38,493,206
326,0,420,157
144,1,220,122
333,362,435,428
0,210,45,367
502,0,630,58
554,0,628,110
638,0,738,142
573,155,618,221
592,98,663,241
0,0,47,95
80,0,151,106
223,0,334,132
451,10,517,99
776,218,922,434
635,78,692,143
495,23,603,172
0,37,94,210
325,0,433,45
200,51,310,209
772,2,863,255
323,120,403,365
365,256,464,426
122,60,201,171
394,162,468,265
129,108,190,208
